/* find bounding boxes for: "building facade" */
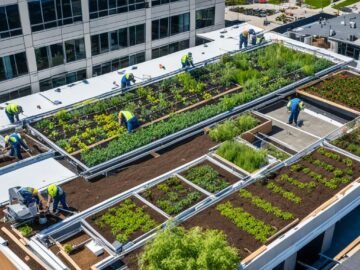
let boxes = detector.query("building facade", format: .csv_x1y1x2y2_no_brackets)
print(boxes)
0,0,225,101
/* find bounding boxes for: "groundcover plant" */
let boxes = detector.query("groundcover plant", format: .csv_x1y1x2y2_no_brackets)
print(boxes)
332,127,360,156
303,72,360,111
33,44,331,166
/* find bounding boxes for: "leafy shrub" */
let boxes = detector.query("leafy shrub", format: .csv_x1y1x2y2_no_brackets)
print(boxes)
264,144,290,161
18,225,33,237
139,227,239,270
184,165,229,193
280,174,316,190
216,141,267,173
63,244,73,254
217,202,276,243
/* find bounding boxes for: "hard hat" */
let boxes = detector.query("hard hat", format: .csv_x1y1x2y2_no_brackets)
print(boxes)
4,135,9,143
188,52,192,56
47,184,58,198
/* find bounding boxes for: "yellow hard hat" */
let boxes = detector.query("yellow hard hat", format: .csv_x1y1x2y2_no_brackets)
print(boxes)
4,135,9,143
47,184,58,198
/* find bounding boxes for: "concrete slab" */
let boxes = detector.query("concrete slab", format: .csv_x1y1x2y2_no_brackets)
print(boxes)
259,100,340,138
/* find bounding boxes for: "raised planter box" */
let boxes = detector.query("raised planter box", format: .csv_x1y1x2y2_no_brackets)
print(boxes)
241,114,272,143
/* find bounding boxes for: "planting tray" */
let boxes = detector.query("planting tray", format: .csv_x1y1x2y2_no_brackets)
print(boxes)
296,70,360,115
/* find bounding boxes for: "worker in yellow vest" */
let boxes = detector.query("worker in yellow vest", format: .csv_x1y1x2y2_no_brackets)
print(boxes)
3,103,23,124
47,184,68,214
118,110,140,132
5,133,30,160
181,52,194,69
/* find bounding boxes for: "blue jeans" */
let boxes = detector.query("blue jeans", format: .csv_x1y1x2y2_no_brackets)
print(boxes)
240,35,248,49
53,192,68,212
288,109,300,125
23,195,40,207
9,144,23,160
123,117,140,132
6,111,19,124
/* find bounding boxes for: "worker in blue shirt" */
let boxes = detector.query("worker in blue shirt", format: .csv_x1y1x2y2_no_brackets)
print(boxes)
47,184,68,214
181,52,194,69
121,73,136,89
118,110,141,133
287,97,305,127
17,187,42,208
5,133,30,160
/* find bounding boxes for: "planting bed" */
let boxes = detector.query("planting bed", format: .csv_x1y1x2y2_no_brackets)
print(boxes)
215,140,268,173
31,44,332,167
15,214,62,238
180,160,240,193
183,147,360,259
229,7,278,17
262,143,290,161
140,176,206,215
0,132,47,168
332,126,360,156
87,197,166,244
298,71,360,113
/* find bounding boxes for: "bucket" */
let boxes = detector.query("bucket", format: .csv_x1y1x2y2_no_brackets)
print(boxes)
39,215,47,225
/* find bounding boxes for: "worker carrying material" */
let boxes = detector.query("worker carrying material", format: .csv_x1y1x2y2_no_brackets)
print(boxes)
181,52,194,68
121,73,136,89
287,96,305,127
47,184,68,214
118,110,140,133
5,133,30,160
16,187,43,208
3,103,24,124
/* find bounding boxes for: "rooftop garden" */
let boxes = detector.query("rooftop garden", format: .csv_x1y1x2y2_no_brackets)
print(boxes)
332,126,360,156
300,71,360,112
32,44,332,167
183,146,360,258
333,0,359,9
305,0,331,9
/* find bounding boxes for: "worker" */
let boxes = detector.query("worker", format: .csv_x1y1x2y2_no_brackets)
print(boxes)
46,184,68,214
118,110,140,133
4,103,23,124
5,133,30,160
181,52,194,69
17,187,43,208
121,73,136,89
287,96,305,127
248,29,257,46
256,34,265,45
239,30,249,49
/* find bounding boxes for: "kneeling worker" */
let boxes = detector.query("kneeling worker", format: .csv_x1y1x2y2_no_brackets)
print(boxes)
47,184,68,214
287,96,305,127
17,187,43,208
181,52,194,69
4,103,24,124
118,110,140,133
5,133,30,160
121,73,136,89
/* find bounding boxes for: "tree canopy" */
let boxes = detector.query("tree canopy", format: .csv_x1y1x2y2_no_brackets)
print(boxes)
139,226,239,270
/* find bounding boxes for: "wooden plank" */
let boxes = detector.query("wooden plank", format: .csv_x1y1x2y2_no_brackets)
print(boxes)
296,90,360,115
150,151,160,158
1,227,49,269
0,250,17,270
70,85,242,156
266,218,299,244
242,245,267,264
59,250,82,270
334,236,360,260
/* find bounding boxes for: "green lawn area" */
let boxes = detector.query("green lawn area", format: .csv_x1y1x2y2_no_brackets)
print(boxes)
268,0,282,4
333,0,360,9
305,0,331,8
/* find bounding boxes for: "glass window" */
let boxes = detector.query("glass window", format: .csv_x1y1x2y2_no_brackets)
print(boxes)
0,4,22,39
91,35,100,55
89,0,144,19
14,52,28,75
118,28,127,48
75,39,86,59
196,7,215,29
160,18,169,39
39,69,87,91
100,33,109,53
28,0,82,32
50,43,64,66
0,52,29,81
0,87,31,103
110,30,119,50
152,0,172,6
65,38,85,62
152,39,189,59
129,24,145,46
152,20,159,40
35,47,50,70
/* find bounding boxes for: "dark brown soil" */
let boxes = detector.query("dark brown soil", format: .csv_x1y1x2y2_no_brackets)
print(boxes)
122,248,143,270
0,227,46,270
140,176,206,216
183,148,360,259
50,245,76,270
180,160,241,187
22,214,62,238
86,196,166,244
0,133,46,168
62,134,216,211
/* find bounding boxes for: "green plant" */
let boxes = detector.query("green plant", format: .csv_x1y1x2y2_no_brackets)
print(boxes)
63,244,73,254
139,227,239,270
18,225,33,237
217,201,276,243
266,182,301,204
239,189,294,220
216,141,267,173
184,165,229,193
279,174,316,190
264,144,290,161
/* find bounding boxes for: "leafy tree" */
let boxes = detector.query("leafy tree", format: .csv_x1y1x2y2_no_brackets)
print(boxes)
139,226,239,270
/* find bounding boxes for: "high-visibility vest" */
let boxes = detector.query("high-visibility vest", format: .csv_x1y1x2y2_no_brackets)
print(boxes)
242,31,249,38
125,73,132,80
120,111,134,121
287,98,304,111
9,133,21,144
181,55,188,64
6,104,19,114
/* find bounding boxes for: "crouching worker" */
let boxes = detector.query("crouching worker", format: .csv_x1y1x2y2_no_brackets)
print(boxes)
181,52,194,69
121,73,136,89
46,184,68,215
287,96,305,127
3,103,23,124
5,133,30,160
118,110,140,133
17,187,43,208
